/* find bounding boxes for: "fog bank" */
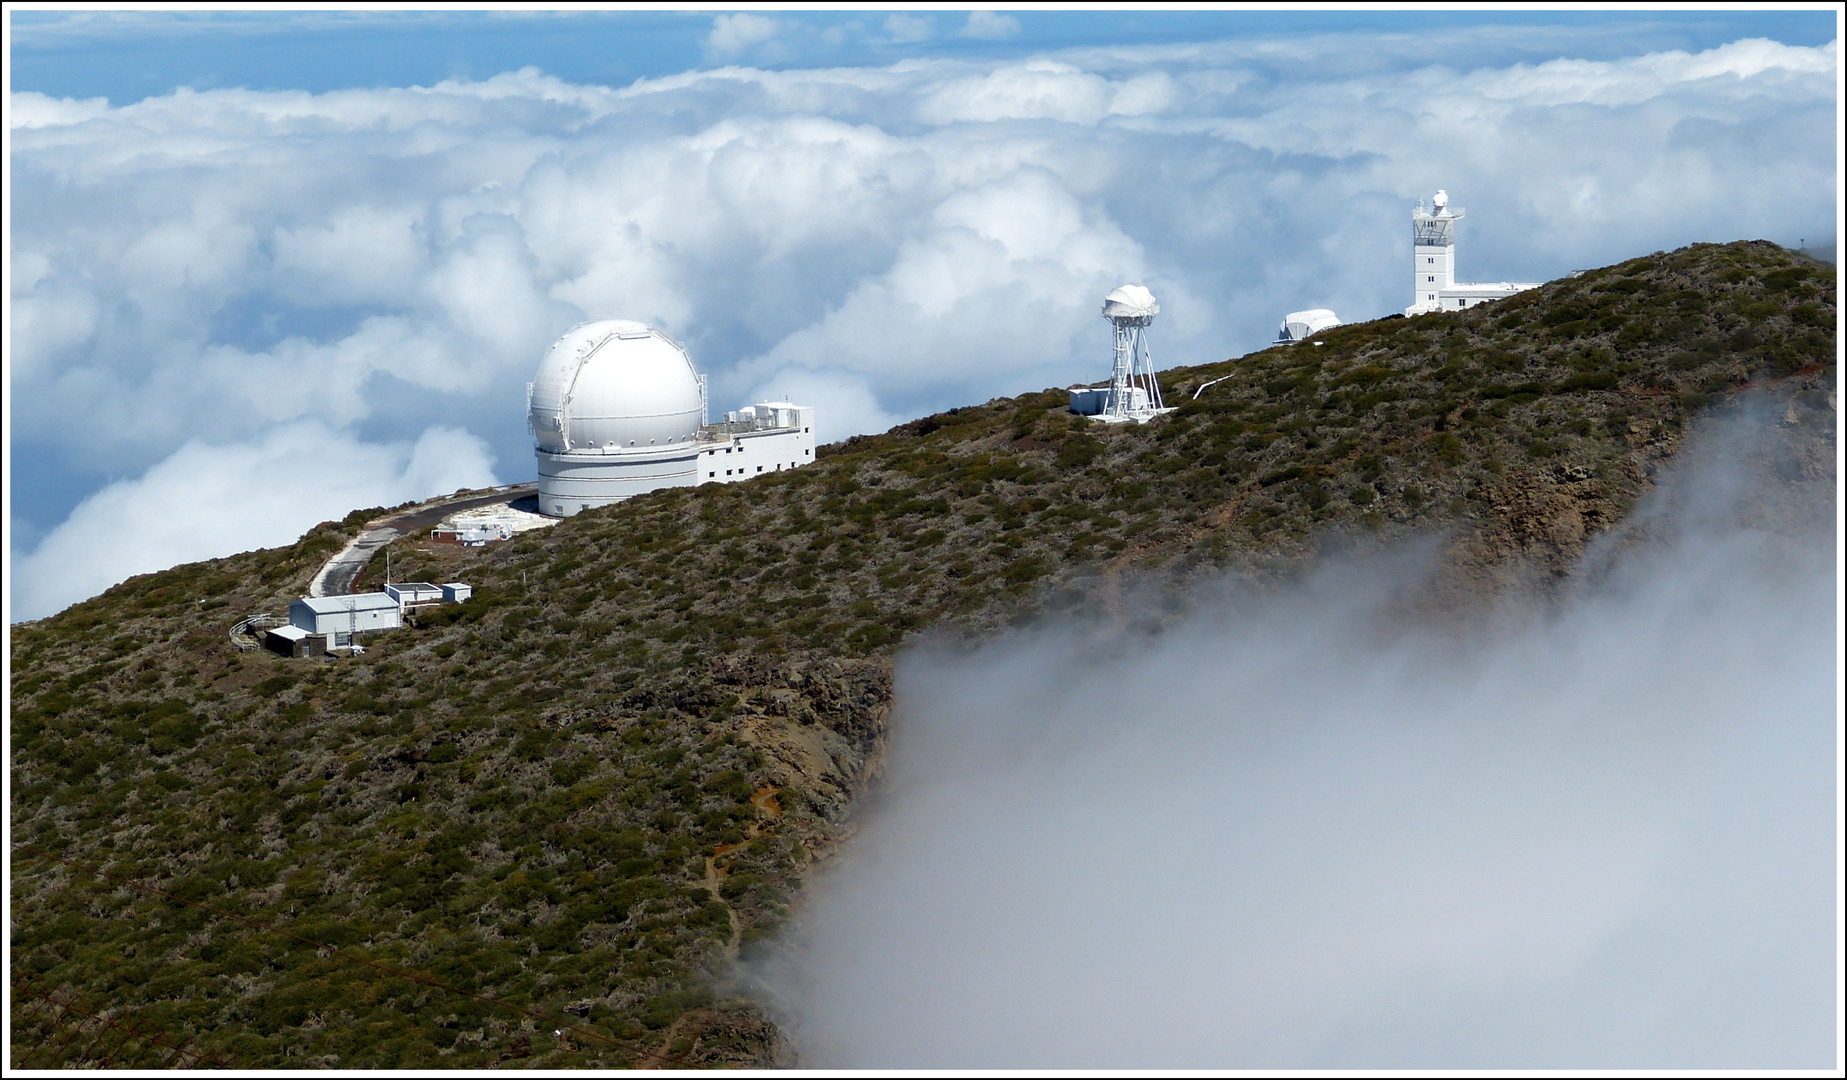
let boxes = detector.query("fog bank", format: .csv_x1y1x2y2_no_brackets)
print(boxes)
756,407,1839,1068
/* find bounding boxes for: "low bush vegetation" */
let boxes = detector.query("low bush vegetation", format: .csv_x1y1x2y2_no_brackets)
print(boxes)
9,241,1835,1067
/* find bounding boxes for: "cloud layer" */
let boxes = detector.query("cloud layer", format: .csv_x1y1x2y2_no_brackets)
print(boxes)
753,405,1838,1069
11,423,496,621
8,30,1838,617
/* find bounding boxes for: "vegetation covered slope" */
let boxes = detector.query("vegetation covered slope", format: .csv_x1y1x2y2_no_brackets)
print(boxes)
9,242,1835,1068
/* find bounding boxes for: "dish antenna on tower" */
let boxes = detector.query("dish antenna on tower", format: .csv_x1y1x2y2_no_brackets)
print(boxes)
1090,284,1171,423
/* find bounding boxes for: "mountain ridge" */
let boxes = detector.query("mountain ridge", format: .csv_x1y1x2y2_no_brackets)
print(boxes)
8,239,1836,1068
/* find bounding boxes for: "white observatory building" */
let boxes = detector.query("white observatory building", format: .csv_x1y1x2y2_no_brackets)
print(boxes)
1069,284,1173,423
1406,190,1539,316
528,320,814,517
1275,308,1342,345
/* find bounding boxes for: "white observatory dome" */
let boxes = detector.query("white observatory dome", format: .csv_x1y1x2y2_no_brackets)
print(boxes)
1279,308,1342,343
528,321,703,453
1102,284,1159,320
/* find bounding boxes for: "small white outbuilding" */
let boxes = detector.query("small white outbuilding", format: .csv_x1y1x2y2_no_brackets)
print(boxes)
290,593,402,638
383,582,445,610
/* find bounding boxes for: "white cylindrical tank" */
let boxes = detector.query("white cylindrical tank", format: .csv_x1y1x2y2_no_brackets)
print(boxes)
528,321,703,452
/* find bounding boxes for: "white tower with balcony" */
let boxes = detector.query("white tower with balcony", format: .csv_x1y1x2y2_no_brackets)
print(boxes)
1405,189,1538,316
1409,190,1461,315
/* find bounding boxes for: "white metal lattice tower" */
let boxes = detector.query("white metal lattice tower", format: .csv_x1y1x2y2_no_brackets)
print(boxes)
1100,284,1165,421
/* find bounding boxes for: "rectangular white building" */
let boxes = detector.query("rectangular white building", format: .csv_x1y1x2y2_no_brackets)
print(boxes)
697,402,817,484
537,400,816,517
290,593,402,637
384,582,445,609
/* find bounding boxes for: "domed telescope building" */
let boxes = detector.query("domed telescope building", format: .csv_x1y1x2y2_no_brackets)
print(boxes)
1275,308,1342,345
528,320,815,517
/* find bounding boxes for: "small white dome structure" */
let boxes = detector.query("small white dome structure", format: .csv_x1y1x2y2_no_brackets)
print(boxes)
528,321,817,517
528,321,703,452
1276,308,1341,344
1101,284,1160,321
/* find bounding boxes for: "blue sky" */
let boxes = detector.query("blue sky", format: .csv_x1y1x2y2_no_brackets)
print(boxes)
7,9,1840,619
11,9,1837,103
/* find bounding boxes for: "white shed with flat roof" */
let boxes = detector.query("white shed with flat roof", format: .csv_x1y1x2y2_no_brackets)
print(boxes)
384,582,444,609
290,593,402,637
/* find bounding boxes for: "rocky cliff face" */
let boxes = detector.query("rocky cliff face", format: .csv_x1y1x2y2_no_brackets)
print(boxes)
9,241,1834,1068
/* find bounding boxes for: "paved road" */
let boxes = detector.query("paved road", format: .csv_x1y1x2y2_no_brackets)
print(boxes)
309,485,536,597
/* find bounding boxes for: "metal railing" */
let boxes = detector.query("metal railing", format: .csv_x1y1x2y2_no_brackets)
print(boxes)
227,613,280,652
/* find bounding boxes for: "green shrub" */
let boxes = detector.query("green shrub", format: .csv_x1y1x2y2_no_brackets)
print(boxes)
1056,434,1102,468
5,238,1832,1070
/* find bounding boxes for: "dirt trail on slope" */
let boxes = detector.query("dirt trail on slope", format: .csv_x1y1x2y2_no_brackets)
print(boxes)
637,789,786,1070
